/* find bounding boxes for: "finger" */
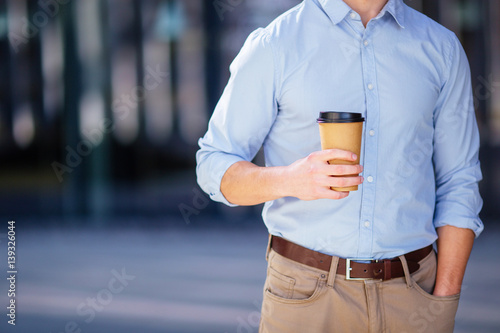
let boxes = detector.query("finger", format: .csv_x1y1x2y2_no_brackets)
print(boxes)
324,176,364,188
316,149,357,162
324,164,364,176
314,163,363,176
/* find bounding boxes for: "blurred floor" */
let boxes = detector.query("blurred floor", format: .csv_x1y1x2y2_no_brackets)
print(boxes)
0,220,498,333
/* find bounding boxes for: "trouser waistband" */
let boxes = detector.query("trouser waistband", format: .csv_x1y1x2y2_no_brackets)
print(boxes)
270,235,433,281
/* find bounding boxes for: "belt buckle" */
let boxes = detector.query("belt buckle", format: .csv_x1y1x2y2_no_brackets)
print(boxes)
345,258,378,281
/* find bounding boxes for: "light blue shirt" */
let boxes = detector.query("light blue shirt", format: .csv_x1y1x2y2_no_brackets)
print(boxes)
196,0,483,259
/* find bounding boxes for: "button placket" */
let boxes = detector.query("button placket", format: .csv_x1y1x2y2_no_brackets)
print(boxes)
358,28,380,257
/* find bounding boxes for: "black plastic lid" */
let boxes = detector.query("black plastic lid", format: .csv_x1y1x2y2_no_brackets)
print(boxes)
317,111,365,123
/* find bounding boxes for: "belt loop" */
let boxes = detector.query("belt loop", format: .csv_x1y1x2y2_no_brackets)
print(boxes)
265,234,273,261
399,255,413,289
327,256,339,288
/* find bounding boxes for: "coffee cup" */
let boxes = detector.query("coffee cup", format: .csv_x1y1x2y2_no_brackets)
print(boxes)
317,111,365,191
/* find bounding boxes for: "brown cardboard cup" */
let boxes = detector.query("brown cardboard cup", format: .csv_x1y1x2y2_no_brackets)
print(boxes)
317,112,365,191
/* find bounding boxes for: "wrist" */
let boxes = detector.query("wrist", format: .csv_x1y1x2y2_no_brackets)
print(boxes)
433,282,461,297
272,165,292,199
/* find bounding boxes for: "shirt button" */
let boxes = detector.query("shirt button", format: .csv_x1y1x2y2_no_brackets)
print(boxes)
367,176,374,183
363,40,369,46
368,83,374,90
369,130,375,136
364,221,371,228
350,12,356,19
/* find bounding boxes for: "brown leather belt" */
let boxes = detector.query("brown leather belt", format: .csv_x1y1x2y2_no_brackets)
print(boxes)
271,236,433,281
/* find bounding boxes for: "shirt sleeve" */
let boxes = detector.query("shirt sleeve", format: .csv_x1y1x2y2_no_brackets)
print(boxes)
196,28,278,206
432,34,484,237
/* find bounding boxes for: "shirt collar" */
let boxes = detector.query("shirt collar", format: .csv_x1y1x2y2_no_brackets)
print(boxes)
383,0,405,28
317,0,352,25
317,0,405,28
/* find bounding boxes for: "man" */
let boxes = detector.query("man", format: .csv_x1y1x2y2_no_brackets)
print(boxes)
196,0,483,332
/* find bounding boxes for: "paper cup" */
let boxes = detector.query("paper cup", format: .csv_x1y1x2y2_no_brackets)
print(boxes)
317,112,365,191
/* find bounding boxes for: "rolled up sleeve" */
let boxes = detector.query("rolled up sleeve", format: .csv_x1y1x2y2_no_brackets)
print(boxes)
196,28,278,206
432,34,484,237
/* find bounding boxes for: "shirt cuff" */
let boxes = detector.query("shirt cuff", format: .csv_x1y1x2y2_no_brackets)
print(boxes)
434,217,484,238
200,154,244,207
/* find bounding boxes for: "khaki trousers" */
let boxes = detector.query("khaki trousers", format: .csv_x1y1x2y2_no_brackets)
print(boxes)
259,244,460,333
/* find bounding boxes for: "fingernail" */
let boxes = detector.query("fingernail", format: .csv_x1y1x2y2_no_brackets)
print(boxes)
352,153,357,160
361,176,364,182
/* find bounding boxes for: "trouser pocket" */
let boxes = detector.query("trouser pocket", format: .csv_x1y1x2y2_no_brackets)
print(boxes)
259,250,329,333
382,250,460,333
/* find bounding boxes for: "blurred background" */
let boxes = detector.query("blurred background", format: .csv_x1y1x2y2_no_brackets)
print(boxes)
0,0,498,332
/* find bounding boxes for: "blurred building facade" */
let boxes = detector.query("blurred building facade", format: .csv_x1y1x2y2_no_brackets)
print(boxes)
0,0,498,221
